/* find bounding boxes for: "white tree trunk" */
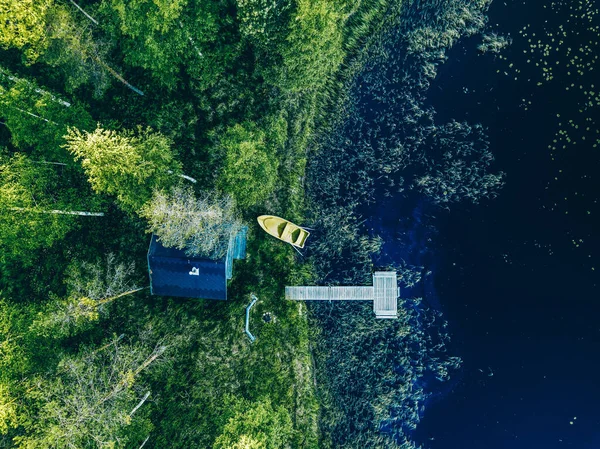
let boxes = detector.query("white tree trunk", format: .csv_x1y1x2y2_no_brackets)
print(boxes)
96,287,148,305
179,21,203,58
167,170,197,183
129,391,151,417
70,0,99,25
32,161,68,166
0,70,71,107
10,207,104,216
92,56,144,96
134,346,166,377
179,173,197,183
92,334,125,356
97,345,165,406
14,107,58,125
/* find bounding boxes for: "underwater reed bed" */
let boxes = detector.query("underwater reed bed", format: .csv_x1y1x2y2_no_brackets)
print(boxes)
304,0,504,447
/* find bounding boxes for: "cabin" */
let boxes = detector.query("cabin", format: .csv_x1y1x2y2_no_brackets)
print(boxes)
147,227,247,300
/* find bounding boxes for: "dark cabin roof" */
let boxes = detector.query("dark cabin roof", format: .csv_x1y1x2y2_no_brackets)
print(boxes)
147,234,227,300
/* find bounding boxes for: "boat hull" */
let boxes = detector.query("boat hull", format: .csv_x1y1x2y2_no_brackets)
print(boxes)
257,215,309,248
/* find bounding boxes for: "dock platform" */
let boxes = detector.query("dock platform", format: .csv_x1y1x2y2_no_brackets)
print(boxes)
285,271,399,319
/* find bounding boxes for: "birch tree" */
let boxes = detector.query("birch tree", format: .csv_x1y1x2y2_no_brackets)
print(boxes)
0,153,79,265
69,0,99,25
65,253,140,300
31,254,144,338
0,67,94,161
98,0,240,90
140,186,242,259
64,126,182,213
14,336,162,449
0,0,143,96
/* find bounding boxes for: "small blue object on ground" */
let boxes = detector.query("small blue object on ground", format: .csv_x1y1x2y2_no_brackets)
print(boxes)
245,294,258,343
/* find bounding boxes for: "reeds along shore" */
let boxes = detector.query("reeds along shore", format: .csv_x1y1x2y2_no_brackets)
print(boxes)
304,0,500,446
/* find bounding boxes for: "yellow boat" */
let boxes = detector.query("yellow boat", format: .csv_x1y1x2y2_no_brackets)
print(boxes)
257,215,310,248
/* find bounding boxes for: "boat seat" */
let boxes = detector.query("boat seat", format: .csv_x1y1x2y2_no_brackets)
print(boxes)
295,230,308,247
280,223,294,242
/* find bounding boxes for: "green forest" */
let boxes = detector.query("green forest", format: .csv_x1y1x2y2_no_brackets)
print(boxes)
0,0,502,448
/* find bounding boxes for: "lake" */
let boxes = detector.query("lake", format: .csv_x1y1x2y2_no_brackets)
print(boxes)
387,0,600,447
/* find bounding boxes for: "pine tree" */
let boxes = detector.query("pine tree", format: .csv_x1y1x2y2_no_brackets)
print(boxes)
64,126,182,213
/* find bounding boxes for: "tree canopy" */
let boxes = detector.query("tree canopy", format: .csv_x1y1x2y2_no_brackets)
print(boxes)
218,122,279,208
0,0,52,62
0,153,77,265
13,336,160,449
0,67,94,161
140,186,242,258
64,126,181,213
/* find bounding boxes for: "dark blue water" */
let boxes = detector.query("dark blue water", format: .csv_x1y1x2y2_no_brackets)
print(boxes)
405,0,600,448
366,0,600,447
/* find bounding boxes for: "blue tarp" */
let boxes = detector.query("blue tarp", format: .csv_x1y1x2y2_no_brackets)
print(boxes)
233,227,248,259
225,226,248,279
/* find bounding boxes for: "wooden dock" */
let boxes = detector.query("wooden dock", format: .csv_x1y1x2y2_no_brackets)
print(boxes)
285,271,399,319
372,271,398,319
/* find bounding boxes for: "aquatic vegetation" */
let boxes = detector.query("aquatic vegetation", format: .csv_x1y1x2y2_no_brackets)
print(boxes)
396,261,425,289
304,0,503,445
403,0,491,54
310,297,461,449
478,32,512,53
414,121,505,204
498,0,600,154
308,0,504,208
490,0,598,271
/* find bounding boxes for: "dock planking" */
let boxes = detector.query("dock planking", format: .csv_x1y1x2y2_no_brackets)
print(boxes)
372,271,398,318
285,271,399,319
